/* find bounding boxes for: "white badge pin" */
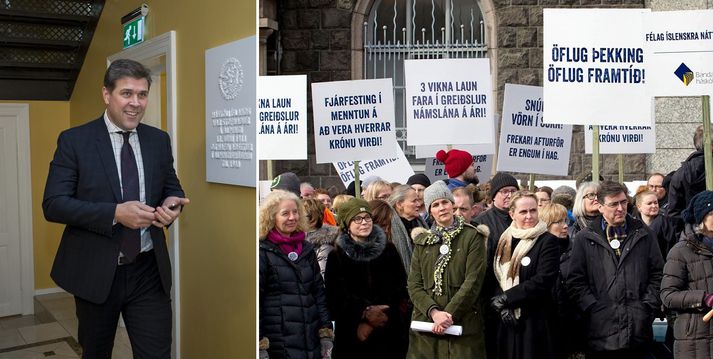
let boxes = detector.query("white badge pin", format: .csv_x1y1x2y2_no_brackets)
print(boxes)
610,239,621,250
439,244,449,255
288,252,299,261
521,256,531,266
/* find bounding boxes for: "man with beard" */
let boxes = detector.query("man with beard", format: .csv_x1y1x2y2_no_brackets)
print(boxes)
435,148,477,191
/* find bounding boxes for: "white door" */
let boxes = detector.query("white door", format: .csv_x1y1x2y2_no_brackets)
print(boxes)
0,111,23,317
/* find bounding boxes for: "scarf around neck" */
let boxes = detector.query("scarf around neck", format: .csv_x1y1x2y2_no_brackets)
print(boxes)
427,215,465,296
267,229,306,257
493,220,547,318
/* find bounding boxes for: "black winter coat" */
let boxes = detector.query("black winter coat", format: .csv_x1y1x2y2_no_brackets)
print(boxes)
660,235,713,359
259,239,332,359
474,206,513,357
553,238,587,357
325,225,409,359
668,150,706,222
567,216,664,353
495,232,561,359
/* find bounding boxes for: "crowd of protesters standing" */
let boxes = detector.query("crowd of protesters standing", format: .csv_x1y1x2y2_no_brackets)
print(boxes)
258,125,713,359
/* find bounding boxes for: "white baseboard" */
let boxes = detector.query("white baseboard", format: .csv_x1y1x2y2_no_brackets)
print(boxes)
35,287,67,296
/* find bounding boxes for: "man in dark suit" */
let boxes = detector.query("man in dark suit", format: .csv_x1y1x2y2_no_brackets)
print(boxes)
43,59,189,358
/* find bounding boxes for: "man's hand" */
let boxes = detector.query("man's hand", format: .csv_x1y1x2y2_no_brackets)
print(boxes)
153,196,190,228
115,201,155,229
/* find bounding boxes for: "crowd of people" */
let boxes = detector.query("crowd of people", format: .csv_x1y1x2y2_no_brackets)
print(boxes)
258,125,713,359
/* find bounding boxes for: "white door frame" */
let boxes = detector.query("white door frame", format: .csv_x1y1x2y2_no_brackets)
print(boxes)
0,104,34,315
108,31,181,358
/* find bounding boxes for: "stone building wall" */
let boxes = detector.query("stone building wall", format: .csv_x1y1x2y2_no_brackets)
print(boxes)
261,0,708,190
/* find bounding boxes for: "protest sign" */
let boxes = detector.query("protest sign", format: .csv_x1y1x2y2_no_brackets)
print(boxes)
424,154,493,184
543,8,651,125
333,146,414,186
414,116,498,158
497,84,572,176
415,143,495,159
584,124,655,154
644,9,713,96
257,75,307,159
404,58,494,145
312,78,397,163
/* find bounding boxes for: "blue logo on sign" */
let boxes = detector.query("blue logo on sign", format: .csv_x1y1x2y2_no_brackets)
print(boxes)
674,63,694,86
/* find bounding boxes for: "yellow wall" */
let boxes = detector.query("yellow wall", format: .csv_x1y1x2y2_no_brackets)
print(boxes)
69,1,256,357
1,101,70,290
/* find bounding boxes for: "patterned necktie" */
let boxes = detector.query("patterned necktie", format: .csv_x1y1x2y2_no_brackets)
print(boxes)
119,131,140,261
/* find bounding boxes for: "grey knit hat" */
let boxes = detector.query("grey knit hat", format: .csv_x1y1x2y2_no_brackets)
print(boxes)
424,180,454,212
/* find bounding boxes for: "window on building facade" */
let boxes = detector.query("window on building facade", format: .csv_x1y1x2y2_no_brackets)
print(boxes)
363,0,488,166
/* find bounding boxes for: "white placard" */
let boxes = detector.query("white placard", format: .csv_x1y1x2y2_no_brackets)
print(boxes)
415,143,496,159
205,36,256,187
424,154,493,184
333,146,414,187
404,59,494,145
414,116,498,158
644,10,713,96
311,78,397,164
543,8,651,125
257,75,307,159
497,84,572,176
584,124,655,154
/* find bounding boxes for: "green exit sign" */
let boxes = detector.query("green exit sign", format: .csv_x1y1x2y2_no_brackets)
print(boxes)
123,16,145,49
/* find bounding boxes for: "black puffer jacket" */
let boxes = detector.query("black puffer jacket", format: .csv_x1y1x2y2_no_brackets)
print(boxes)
660,235,713,359
567,216,664,352
259,239,332,359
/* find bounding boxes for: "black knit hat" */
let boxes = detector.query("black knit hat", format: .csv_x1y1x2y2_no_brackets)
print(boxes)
270,172,300,197
488,172,519,199
682,190,713,224
337,198,372,231
407,173,431,188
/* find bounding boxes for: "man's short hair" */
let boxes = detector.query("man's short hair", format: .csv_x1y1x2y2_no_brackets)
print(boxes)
597,180,627,204
104,59,152,92
451,187,474,206
647,172,664,183
693,124,713,151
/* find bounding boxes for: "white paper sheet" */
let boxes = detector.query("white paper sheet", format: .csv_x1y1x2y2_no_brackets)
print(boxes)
410,321,463,336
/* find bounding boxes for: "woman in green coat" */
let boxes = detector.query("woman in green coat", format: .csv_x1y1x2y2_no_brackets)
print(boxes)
407,180,489,358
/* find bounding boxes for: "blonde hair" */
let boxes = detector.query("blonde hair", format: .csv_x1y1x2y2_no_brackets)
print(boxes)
539,203,568,227
259,190,309,238
331,194,353,213
363,180,391,201
508,190,539,213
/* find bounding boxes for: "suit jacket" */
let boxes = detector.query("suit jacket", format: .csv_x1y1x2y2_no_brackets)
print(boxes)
43,116,184,304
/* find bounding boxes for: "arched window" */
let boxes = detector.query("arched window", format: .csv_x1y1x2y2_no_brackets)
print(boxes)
363,0,488,164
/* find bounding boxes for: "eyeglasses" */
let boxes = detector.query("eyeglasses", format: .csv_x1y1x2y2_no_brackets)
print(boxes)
498,188,517,196
583,193,598,200
351,215,373,224
602,199,628,209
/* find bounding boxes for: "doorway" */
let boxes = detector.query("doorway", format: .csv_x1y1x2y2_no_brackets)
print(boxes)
108,31,181,358
0,104,34,317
